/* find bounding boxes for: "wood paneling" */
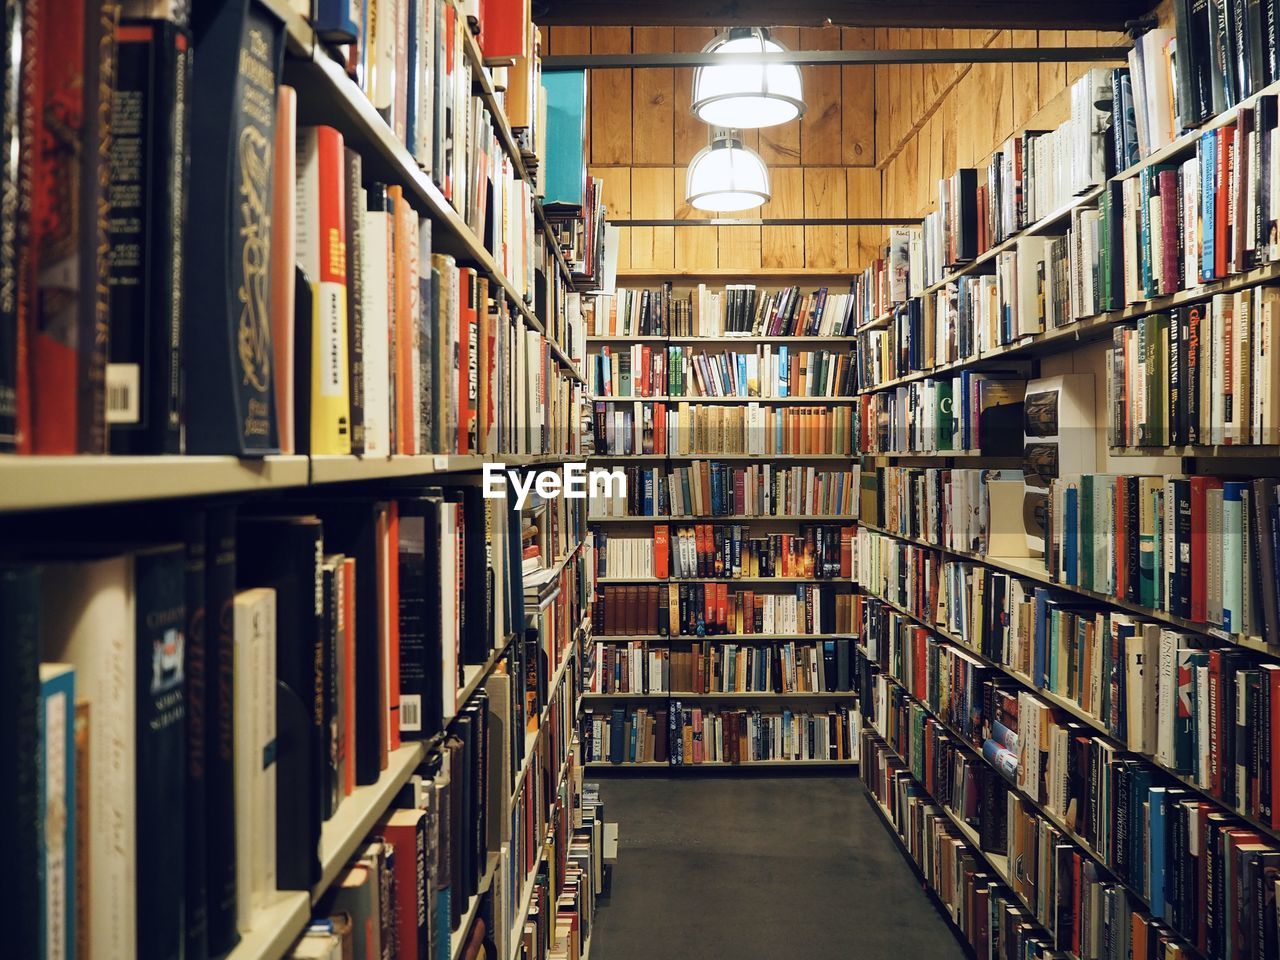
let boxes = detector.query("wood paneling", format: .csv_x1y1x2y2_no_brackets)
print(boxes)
536,0,1156,29
798,27,843,166
631,28,674,164
761,167,805,268
629,166,674,269
589,165,632,270
803,167,849,269
590,28,633,164
841,27,876,166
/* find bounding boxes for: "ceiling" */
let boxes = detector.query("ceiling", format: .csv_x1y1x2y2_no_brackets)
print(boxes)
531,0,1156,30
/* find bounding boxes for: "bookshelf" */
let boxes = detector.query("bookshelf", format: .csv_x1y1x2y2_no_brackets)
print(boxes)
580,280,863,771
848,16,1280,959
1,1,606,959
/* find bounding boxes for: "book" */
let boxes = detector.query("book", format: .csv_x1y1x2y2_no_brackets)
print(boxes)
185,0,284,454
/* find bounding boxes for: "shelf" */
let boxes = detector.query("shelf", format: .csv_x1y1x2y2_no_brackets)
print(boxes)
523,540,586,591
308,454,489,483
584,758,858,768
596,576,853,585
857,256,1280,399
856,450,1022,460
457,632,519,708
451,852,501,960
860,581,1280,847
872,669,1210,955
223,891,312,960
589,514,857,523
511,647,577,801
615,268,857,281
587,335,855,345
312,743,426,900
855,519,1278,656
536,201,576,287
1107,444,1280,458
0,454,310,512
582,690,855,700
587,453,856,461
590,395,857,404
588,633,856,642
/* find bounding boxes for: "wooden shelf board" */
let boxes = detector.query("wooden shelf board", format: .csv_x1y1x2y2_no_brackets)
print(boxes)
312,743,426,900
0,455,310,512
222,891,312,960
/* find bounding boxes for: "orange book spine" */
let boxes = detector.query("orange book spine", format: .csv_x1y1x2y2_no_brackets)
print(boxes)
654,524,670,579
390,187,416,454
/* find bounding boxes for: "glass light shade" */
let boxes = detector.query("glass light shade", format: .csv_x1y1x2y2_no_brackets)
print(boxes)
691,28,805,129
685,132,770,212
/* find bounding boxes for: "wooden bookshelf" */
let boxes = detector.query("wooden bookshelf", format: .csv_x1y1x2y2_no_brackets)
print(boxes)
0,455,311,512
590,395,857,404
856,518,1276,655
596,576,854,586
581,690,855,701
586,453,856,461
587,334,855,345
583,758,858,769
223,892,312,960
587,633,856,642
451,852,501,960
589,514,858,523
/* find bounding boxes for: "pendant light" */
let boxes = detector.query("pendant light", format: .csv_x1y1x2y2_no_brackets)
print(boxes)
690,27,806,129
685,128,771,212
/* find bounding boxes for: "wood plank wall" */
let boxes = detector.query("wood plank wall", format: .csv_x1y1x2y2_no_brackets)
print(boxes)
543,25,1127,276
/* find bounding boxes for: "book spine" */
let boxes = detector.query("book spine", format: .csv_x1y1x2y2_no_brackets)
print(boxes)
38,666,76,960
204,508,238,954
186,0,283,454
107,20,189,455
298,125,352,455
344,148,366,455
181,513,209,960
134,546,188,960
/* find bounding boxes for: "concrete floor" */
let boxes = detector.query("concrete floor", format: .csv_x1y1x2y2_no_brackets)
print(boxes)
586,774,970,960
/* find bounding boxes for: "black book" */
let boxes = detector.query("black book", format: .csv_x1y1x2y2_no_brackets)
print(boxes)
1174,1,1212,126
185,0,283,454
952,169,980,263
0,565,40,957
136,546,189,960
180,514,209,960
1172,479,1193,618
1171,307,1186,446
455,484,492,666
1211,0,1238,110
237,515,324,889
1249,0,1268,94
108,19,190,455
609,706,625,763
344,148,366,455
398,494,447,739
977,767,1008,855
320,555,344,820
204,506,239,954
445,735,465,927
453,714,476,908
1250,478,1280,644
1266,0,1280,84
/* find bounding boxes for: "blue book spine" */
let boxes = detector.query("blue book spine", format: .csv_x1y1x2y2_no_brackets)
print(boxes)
737,355,748,397
405,0,419,153
1033,588,1049,688
1201,133,1216,281
643,472,654,516
778,347,789,397
314,0,360,41
1147,787,1167,918
39,666,76,960
1065,483,1079,586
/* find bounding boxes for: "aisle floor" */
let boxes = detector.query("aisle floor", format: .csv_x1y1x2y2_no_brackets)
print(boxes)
586,775,969,960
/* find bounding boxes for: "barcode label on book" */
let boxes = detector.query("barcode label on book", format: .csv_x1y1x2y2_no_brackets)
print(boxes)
106,363,140,424
400,694,422,732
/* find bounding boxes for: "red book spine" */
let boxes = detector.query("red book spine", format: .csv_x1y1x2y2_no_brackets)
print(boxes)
457,270,475,454
380,816,426,959
1189,476,1220,622
1215,125,1232,279
479,0,525,59
1158,170,1180,295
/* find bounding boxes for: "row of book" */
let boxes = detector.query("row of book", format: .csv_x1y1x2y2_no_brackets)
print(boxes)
0,477,540,959
581,705,859,764
591,401,857,457
584,284,861,338
864,711,1204,960
0,0,576,458
854,371,1028,455
585,638,856,695
861,733,1073,960
589,344,857,400
855,524,1280,832
586,462,861,520
591,583,855,638
1043,473,1280,644
861,638,1280,960
870,466,1027,557
915,71,1110,285
593,524,855,582
544,175,607,290
1108,291,1280,448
